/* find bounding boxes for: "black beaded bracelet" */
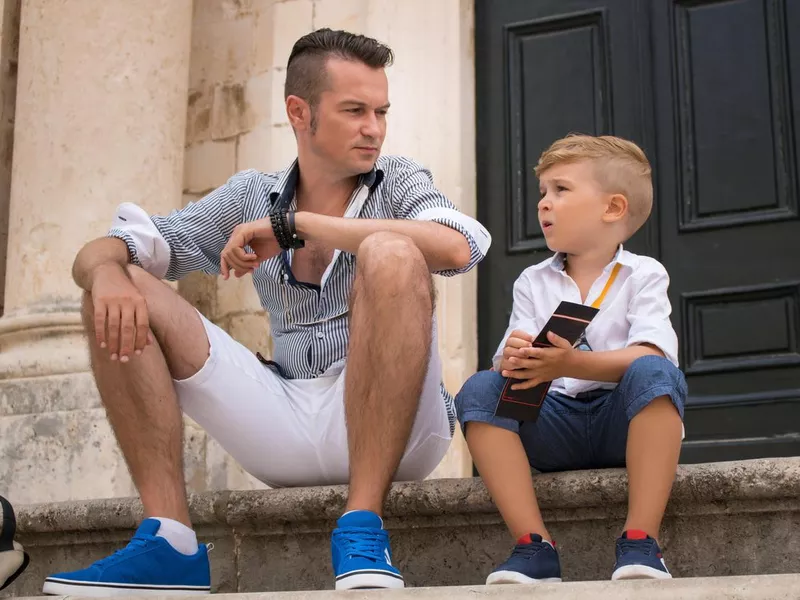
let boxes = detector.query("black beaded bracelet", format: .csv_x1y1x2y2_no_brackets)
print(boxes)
270,208,304,250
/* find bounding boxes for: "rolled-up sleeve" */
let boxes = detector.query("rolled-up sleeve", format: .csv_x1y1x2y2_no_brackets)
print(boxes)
626,260,680,366
387,158,491,277
491,272,538,371
107,170,263,281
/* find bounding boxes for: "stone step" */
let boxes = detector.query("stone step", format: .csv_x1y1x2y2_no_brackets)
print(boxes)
12,574,800,600
2,457,798,597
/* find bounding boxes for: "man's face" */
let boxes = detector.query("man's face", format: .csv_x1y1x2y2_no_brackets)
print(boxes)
537,160,611,254
306,58,389,176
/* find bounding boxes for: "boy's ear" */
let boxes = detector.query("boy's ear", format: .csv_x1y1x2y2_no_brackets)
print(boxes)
603,193,628,224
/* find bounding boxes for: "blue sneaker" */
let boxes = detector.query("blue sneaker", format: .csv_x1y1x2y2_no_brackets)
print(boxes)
42,519,211,596
331,510,404,590
611,529,671,580
486,534,562,585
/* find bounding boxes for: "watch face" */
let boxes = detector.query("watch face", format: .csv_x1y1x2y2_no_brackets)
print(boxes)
575,332,593,352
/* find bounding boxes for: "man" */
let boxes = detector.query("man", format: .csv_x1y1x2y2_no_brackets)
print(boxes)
43,29,490,595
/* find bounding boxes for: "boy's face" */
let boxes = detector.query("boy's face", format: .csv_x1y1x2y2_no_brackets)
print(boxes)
537,160,614,254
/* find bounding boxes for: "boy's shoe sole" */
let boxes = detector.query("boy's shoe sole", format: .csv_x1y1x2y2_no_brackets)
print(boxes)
486,571,562,585
42,578,211,597
334,569,405,590
611,564,672,581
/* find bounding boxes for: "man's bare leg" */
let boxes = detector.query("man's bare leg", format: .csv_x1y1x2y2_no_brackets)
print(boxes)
344,232,434,514
82,266,211,526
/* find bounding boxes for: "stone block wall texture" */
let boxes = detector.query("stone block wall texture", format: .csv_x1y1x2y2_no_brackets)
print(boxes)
0,0,477,505
0,0,19,317
3,458,798,597
178,0,479,485
0,0,196,504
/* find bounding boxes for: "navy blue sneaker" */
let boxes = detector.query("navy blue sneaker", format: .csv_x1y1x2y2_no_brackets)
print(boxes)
611,529,671,580
486,534,562,585
42,519,211,596
331,510,403,590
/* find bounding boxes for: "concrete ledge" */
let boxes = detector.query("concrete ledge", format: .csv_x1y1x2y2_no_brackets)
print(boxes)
3,458,799,596
11,574,800,600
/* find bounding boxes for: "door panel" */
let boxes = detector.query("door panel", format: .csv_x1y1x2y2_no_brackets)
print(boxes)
650,0,800,461
476,0,655,369
475,0,800,462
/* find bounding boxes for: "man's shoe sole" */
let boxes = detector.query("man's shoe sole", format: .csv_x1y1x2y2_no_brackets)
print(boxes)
486,571,562,585
611,564,672,580
42,578,211,597
335,569,405,590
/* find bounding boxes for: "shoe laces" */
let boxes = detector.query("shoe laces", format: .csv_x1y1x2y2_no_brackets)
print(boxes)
334,527,388,562
94,534,152,568
510,540,548,560
618,538,653,555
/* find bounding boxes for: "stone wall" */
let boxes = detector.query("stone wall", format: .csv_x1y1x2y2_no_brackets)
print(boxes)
0,0,477,504
6,458,799,596
178,0,478,483
0,0,18,317
0,0,196,504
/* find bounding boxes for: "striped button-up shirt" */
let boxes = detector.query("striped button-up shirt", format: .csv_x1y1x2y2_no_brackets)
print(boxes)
107,156,491,435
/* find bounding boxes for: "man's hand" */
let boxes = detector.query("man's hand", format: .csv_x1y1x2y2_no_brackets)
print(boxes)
502,331,577,390
90,264,152,362
220,218,281,279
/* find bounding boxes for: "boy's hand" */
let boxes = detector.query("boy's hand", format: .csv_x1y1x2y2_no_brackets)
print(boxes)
502,331,576,390
499,330,534,372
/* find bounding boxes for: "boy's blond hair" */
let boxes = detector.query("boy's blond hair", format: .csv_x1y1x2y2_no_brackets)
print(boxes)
535,134,653,236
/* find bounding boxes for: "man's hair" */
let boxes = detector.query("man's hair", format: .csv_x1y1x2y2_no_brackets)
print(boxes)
285,28,394,109
535,134,654,235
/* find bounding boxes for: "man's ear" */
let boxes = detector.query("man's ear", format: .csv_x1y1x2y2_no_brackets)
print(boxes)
603,193,628,224
286,95,311,131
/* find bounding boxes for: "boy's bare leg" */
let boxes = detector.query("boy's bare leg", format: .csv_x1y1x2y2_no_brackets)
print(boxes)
624,396,683,538
467,422,552,542
82,266,211,527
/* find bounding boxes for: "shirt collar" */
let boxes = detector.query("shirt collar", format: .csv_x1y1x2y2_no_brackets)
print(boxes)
268,158,384,210
548,244,633,272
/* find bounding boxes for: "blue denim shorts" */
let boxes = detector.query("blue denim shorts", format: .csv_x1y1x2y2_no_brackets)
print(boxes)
454,355,687,472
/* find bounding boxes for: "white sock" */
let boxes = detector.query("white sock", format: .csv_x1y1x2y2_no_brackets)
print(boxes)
153,517,198,556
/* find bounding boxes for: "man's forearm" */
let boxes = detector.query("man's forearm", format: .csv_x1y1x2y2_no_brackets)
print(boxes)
72,237,131,291
564,345,664,383
293,212,471,272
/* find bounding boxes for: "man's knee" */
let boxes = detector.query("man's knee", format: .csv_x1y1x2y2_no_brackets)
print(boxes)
82,264,181,336
356,232,432,299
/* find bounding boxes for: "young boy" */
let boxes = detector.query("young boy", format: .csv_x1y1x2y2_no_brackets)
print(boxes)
455,134,687,583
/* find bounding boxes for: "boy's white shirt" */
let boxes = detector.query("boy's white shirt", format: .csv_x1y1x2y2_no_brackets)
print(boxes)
492,246,680,397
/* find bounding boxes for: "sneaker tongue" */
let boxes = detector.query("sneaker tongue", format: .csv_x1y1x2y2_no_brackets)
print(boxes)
337,510,383,529
517,533,543,545
136,518,162,537
623,529,649,540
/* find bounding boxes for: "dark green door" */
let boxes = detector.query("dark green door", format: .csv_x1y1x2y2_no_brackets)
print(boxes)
475,0,800,462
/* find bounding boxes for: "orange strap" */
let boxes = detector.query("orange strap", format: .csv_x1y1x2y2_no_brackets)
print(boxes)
590,263,622,309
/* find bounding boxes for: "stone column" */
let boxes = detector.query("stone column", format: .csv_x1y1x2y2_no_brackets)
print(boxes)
0,0,193,503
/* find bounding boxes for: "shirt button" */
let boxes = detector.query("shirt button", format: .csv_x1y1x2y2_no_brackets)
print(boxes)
310,373,318,379
316,331,325,339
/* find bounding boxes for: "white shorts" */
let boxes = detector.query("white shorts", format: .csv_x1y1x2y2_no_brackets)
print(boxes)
174,313,452,488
